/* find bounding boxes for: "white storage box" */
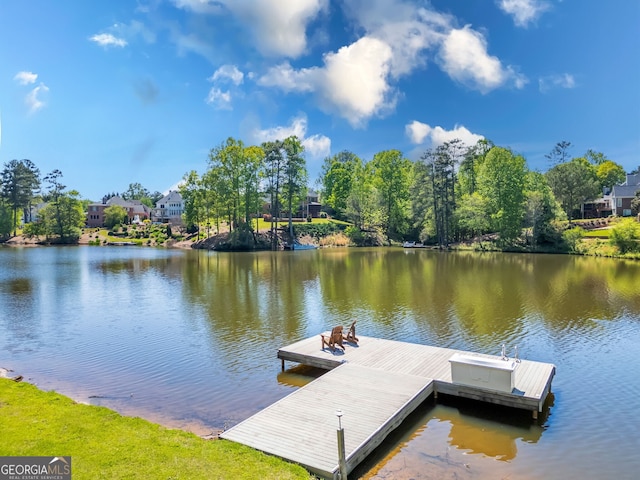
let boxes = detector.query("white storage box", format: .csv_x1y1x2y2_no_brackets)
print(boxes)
449,353,516,393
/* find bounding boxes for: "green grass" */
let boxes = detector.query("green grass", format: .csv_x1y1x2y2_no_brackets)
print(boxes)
0,379,310,480
582,229,611,238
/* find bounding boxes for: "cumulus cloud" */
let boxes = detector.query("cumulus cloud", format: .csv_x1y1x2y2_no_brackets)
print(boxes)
205,88,232,110
89,33,128,48
260,36,396,127
249,114,331,159
256,1,525,125
497,0,550,27
26,83,50,113
406,121,484,147
341,0,450,78
539,73,576,93
14,71,38,85
438,26,527,93
210,65,244,85
173,0,327,58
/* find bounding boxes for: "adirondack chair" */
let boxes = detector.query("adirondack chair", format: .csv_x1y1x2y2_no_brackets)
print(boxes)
321,325,345,352
343,320,358,345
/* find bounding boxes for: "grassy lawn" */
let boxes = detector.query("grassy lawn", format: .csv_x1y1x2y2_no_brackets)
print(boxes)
0,379,310,480
582,229,611,238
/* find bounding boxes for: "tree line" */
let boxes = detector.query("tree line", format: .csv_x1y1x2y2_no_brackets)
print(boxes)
0,160,85,242
320,139,632,248
2,137,635,249
179,136,307,249
0,160,164,242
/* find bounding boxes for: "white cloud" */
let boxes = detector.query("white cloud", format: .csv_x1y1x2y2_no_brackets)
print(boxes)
26,83,50,113
341,0,450,78
210,65,244,85
14,71,38,85
259,36,395,127
497,0,550,27
249,114,331,159
539,73,576,93
173,0,327,58
405,121,484,147
302,134,331,159
89,33,128,48
438,26,527,93
406,120,431,144
205,88,232,110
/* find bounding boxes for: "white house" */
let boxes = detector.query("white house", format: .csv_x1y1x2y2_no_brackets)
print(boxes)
153,191,184,224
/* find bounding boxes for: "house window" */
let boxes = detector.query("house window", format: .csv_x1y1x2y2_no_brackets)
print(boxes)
616,198,622,207
623,209,632,217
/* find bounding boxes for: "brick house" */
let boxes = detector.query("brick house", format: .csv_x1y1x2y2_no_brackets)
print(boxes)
610,173,640,217
86,196,151,227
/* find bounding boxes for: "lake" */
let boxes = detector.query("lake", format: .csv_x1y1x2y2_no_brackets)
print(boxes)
1,246,639,479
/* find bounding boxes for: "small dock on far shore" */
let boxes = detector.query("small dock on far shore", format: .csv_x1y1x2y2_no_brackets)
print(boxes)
221,335,555,479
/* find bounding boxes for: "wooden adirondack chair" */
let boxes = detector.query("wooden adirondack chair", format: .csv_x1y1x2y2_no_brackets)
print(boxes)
321,325,345,352
343,320,358,344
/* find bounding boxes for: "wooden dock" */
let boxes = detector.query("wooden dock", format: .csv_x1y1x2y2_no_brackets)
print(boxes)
221,335,555,479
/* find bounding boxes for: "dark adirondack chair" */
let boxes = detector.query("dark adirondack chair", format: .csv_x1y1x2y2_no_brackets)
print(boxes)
321,325,345,352
343,321,358,345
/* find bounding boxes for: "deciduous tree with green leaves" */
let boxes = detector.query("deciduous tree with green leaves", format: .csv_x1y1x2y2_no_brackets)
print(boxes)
320,151,361,219
104,205,128,229
545,157,600,220
477,147,527,244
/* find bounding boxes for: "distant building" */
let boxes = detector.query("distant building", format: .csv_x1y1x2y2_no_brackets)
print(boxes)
152,191,184,225
86,196,151,227
582,173,640,218
611,174,640,217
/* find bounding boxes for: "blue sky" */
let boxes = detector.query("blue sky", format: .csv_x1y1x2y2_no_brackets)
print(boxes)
1,0,638,201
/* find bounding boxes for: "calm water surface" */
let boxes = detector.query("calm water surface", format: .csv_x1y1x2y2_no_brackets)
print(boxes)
1,246,639,479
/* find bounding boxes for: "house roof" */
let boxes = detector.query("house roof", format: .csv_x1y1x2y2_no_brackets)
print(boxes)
622,173,640,186
155,190,183,206
611,184,640,198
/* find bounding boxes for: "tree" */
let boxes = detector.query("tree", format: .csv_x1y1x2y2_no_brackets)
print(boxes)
122,182,154,207
321,151,361,219
180,171,204,234
0,197,13,240
630,190,640,216
370,149,411,242
596,160,626,191
584,149,609,166
207,138,266,232
545,158,600,220
524,171,563,247
458,139,492,197
282,136,308,242
456,192,489,240
477,147,527,244
1,159,41,236
345,159,378,231
545,141,572,166
609,218,640,254
41,170,85,243
262,140,285,249
104,205,128,229
420,141,460,247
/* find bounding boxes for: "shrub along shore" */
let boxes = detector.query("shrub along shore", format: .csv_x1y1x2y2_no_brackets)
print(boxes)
0,379,309,480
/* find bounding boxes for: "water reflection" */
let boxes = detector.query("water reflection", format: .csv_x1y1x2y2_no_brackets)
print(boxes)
1,247,639,479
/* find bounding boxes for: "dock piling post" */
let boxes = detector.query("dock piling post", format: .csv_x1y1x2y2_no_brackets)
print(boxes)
336,410,347,480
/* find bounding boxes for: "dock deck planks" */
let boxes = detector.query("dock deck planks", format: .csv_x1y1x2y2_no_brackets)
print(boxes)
221,335,555,479
221,362,433,479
